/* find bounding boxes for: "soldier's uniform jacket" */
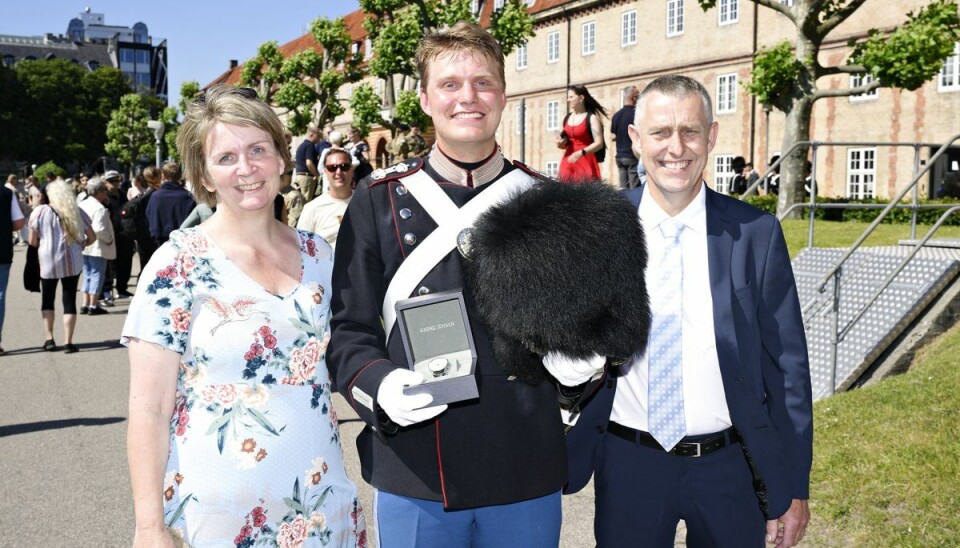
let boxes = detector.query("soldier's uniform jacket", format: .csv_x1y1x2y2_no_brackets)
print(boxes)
328,147,568,509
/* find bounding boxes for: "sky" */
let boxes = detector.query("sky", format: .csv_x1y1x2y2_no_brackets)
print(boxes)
2,1,360,107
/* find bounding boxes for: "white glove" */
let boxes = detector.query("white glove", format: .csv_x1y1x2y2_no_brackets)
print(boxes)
377,369,448,427
542,351,606,387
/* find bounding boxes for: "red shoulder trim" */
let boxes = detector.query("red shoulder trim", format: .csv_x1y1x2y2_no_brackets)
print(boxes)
511,160,553,183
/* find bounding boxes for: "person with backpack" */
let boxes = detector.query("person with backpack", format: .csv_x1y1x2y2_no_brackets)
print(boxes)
119,168,159,271
555,84,607,183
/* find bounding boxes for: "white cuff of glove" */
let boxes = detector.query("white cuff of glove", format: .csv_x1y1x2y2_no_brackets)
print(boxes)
376,369,448,427
542,351,606,387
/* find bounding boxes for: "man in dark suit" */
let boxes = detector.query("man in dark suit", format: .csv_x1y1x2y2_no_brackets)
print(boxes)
566,75,812,547
329,22,582,548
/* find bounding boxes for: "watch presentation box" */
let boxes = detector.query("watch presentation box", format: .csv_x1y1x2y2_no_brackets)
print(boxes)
395,289,479,407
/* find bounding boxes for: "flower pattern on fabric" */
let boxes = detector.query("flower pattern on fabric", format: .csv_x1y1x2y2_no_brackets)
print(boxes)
121,228,364,547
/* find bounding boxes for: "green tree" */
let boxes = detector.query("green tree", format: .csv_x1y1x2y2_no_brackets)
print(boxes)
241,17,362,135
353,0,535,133
105,93,155,177
698,0,960,217
33,161,66,181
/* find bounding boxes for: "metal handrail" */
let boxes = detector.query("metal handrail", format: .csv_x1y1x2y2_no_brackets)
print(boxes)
793,133,960,395
837,205,960,342
810,134,960,293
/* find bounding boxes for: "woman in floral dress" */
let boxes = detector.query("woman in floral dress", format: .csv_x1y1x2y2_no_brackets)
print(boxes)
123,85,365,548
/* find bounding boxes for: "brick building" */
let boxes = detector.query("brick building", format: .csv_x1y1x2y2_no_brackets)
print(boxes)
211,0,960,198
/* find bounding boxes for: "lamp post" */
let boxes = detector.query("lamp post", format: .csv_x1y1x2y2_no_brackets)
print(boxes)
763,103,772,194
146,120,164,168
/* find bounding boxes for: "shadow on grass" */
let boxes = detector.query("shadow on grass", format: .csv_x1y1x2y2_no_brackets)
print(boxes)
0,416,126,437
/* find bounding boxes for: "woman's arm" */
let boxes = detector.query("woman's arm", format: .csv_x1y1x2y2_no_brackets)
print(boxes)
127,339,180,548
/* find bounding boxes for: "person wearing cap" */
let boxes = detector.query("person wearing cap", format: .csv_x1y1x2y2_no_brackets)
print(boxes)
101,170,135,300
78,178,116,315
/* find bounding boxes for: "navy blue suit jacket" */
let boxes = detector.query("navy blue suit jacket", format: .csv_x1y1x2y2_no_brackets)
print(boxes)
566,185,813,519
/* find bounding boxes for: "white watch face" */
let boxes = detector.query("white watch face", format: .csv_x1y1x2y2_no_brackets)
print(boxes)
428,357,449,374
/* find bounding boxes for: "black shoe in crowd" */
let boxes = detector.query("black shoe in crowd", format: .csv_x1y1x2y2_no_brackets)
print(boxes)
117,291,135,299
64,344,79,354
43,339,57,351
88,306,109,316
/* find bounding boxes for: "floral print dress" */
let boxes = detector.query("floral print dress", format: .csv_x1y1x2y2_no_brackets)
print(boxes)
122,228,366,548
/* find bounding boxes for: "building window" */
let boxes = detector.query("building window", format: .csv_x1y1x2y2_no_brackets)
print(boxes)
470,0,479,15
547,31,560,64
847,147,876,199
495,0,504,8
2,55,14,67
622,11,638,47
667,0,684,37
516,44,528,70
545,161,559,178
546,100,560,131
849,73,878,101
719,0,739,25
582,22,596,56
137,72,151,88
939,42,960,91
716,73,737,113
365,39,374,59
714,155,735,194
135,50,149,65
515,105,525,135
120,49,135,63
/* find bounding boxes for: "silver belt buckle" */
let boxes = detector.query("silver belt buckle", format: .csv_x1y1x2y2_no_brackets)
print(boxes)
693,442,702,457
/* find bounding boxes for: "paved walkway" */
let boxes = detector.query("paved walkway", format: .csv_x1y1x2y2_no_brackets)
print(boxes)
0,246,618,547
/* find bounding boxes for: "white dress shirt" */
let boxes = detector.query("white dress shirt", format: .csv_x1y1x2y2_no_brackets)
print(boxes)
611,183,732,436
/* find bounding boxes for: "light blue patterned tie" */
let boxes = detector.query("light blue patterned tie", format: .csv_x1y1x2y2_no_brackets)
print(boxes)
648,218,686,451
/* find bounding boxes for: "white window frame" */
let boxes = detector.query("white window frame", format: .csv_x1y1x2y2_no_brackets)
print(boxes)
849,73,878,102
516,44,528,70
718,0,739,26
714,154,735,194
515,105,527,135
667,0,684,37
365,39,373,59
716,73,737,114
939,42,960,92
622,10,638,47
547,31,560,64
582,21,596,56
545,161,559,178
494,0,504,8
546,100,561,131
847,147,877,199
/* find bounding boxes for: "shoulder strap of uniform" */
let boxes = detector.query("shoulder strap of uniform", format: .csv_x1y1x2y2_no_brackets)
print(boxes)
367,157,425,188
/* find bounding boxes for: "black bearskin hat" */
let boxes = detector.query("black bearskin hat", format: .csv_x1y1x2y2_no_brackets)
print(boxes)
462,179,650,383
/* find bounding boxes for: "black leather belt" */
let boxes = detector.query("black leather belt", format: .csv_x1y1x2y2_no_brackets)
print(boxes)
607,421,740,457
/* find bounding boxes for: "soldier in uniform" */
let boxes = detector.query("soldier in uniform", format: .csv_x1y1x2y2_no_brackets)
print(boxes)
399,123,430,160
329,21,600,548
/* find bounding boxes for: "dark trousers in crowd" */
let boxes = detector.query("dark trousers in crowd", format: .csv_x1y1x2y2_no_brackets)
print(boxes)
136,237,157,278
616,157,640,190
113,235,135,295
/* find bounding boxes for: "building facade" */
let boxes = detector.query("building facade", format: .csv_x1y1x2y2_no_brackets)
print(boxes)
0,8,168,102
210,0,960,198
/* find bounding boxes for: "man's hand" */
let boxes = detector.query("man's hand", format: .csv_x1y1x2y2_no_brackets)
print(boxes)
376,369,448,427
542,351,605,387
766,498,810,547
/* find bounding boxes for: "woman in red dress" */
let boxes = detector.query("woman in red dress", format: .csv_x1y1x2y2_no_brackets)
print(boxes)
556,84,608,183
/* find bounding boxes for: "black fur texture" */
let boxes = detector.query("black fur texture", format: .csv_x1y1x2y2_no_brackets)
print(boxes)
464,179,650,383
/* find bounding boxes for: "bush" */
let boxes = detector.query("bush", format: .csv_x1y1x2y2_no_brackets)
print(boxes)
739,195,960,226
33,161,66,182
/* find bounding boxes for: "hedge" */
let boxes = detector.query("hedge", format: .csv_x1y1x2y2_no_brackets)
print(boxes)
738,195,960,226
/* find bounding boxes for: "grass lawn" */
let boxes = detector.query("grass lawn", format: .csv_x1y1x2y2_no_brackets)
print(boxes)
804,321,960,546
780,220,960,259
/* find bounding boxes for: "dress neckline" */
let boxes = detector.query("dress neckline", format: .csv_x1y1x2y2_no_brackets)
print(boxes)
196,226,306,299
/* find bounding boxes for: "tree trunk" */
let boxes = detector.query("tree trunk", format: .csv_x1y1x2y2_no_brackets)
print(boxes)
777,96,813,219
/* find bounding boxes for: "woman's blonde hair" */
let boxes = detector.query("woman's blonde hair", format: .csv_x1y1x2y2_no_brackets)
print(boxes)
177,85,292,206
45,180,85,245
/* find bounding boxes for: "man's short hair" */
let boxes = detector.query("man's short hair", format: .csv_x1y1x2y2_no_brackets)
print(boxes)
416,21,505,89
161,161,182,183
635,75,713,127
85,177,107,197
306,125,319,137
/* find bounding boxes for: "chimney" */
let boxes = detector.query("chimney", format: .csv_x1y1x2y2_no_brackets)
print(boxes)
229,59,238,69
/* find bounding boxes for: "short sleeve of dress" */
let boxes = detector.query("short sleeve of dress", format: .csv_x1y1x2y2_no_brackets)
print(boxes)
121,239,194,354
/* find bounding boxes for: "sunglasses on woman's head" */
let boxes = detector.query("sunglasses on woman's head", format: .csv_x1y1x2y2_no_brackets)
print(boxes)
325,163,352,173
